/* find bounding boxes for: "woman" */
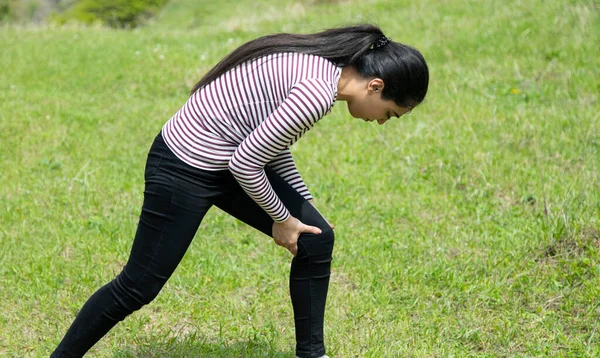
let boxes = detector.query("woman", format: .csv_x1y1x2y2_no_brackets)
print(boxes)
52,23,428,358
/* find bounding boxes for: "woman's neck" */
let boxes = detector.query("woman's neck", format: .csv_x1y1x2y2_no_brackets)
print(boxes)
336,66,364,102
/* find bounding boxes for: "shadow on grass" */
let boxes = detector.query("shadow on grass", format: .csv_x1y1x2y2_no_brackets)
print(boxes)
113,338,295,357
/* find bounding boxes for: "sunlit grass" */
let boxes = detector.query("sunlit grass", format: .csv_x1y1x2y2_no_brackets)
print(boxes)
1,0,599,356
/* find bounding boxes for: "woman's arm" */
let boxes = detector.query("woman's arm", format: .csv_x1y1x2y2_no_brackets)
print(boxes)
267,149,312,201
228,78,335,222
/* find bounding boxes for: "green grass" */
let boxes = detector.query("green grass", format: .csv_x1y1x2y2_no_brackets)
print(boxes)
1,0,599,356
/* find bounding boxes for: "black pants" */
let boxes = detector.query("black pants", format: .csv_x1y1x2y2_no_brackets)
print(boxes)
52,133,334,358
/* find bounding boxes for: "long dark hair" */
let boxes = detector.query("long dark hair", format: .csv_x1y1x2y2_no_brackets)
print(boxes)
191,24,428,108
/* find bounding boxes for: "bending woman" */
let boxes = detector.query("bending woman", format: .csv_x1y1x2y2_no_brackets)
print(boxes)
52,23,429,358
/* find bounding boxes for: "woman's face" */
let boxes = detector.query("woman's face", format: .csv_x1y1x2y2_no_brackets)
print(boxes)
346,78,413,125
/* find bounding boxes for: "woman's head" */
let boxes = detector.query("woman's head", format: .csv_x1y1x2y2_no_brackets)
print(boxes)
340,36,429,124
353,38,429,110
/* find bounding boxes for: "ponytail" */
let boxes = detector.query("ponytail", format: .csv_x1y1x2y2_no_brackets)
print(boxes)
191,24,429,107
191,24,384,93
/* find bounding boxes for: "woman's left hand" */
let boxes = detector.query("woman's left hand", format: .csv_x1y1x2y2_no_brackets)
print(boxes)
307,200,334,229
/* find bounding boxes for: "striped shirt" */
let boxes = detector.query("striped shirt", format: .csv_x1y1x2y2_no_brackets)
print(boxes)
161,52,342,222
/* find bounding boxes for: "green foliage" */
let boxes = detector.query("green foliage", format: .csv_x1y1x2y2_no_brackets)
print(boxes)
0,0,43,23
0,0,9,21
55,0,169,28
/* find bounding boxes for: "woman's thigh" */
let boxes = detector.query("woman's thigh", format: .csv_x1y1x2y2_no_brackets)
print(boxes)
126,133,232,284
212,167,330,237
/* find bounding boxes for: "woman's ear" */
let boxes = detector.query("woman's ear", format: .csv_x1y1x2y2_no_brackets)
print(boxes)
367,78,385,94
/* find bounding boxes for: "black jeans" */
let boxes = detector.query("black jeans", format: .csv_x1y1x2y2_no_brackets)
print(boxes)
51,133,334,358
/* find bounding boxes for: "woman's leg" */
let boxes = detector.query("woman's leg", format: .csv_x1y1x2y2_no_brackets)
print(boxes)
213,168,334,358
52,135,223,357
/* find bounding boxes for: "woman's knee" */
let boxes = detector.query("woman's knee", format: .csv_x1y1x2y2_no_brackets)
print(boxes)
297,228,335,261
293,229,334,280
112,272,166,312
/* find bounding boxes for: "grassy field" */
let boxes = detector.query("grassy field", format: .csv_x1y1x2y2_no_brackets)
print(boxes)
1,0,599,356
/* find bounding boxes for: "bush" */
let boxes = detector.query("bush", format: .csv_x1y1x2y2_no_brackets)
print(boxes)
0,0,10,22
0,0,49,23
55,0,169,28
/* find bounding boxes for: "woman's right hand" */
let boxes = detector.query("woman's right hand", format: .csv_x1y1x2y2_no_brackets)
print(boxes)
272,216,322,256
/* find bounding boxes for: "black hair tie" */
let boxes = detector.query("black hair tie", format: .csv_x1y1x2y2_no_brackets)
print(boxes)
372,36,391,49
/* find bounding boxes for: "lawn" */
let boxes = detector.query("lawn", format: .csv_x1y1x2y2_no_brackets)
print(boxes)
1,0,599,356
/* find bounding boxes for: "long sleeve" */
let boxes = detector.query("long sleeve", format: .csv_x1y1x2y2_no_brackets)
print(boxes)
228,78,335,222
268,149,312,201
